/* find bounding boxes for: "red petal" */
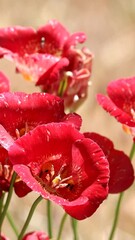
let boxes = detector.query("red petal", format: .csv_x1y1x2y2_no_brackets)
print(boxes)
64,32,86,52
62,112,82,130
0,92,65,136
0,26,37,55
107,77,135,111
14,181,32,197
36,57,69,86
108,149,134,193
15,53,60,82
85,132,134,193
37,20,69,52
63,138,109,219
97,94,135,126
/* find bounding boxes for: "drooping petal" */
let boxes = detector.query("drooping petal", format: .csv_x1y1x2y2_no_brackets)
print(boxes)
14,181,32,197
107,149,134,193
84,132,134,193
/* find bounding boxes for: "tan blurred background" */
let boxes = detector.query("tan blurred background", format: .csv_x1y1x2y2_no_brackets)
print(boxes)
0,0,135,239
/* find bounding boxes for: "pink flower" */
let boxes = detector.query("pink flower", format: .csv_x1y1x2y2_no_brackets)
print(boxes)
84,132,134,193
97,77,135,137
22,231,49,240
0,71,10,92
0,20,93,107
8,123,109,220
0,92,81,197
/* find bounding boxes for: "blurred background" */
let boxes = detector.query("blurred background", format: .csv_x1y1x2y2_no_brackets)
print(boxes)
0,0,135,239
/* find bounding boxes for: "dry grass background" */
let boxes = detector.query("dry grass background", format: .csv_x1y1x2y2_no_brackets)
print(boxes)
0,0,135,239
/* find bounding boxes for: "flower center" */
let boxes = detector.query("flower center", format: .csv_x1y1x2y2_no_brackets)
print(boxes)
38,163,74,190
33,161,82,201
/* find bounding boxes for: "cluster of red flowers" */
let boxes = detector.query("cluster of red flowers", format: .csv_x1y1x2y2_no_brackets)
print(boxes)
0,20,134,239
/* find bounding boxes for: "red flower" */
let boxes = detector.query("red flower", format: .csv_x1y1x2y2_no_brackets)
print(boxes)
84,132,134,193
8,123,109,220
97,77,135,136
22,231,49,240
0,71,10,92
0,20,93,107
0,92,81,197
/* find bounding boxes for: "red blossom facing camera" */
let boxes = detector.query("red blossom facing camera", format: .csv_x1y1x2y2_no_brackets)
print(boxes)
22,231,49,240
0,92,81,197
8,123,109,220
0,20,93,107
97,77,135,137
84,132,134,193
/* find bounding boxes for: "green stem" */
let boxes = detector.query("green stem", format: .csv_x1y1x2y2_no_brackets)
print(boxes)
6,211,19,237
0,172,17,232
108,142,135,240
71,217,78,240
56,213,67,240
18,196,42,240
0,193,5,215
47,200,52,239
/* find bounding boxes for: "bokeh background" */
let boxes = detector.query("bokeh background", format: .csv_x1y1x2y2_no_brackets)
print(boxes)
0,0,135,239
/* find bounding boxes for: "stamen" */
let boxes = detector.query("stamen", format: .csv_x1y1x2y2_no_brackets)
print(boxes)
15,129,20,138
15,122,31,138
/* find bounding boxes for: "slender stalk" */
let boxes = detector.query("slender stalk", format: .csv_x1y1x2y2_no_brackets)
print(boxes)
108,142,135,240
71,217,78,240
56,213,67,240
0,193,5,215
18,195,42,240
47,200,53,239
0,172,17,232
6,211,19,237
